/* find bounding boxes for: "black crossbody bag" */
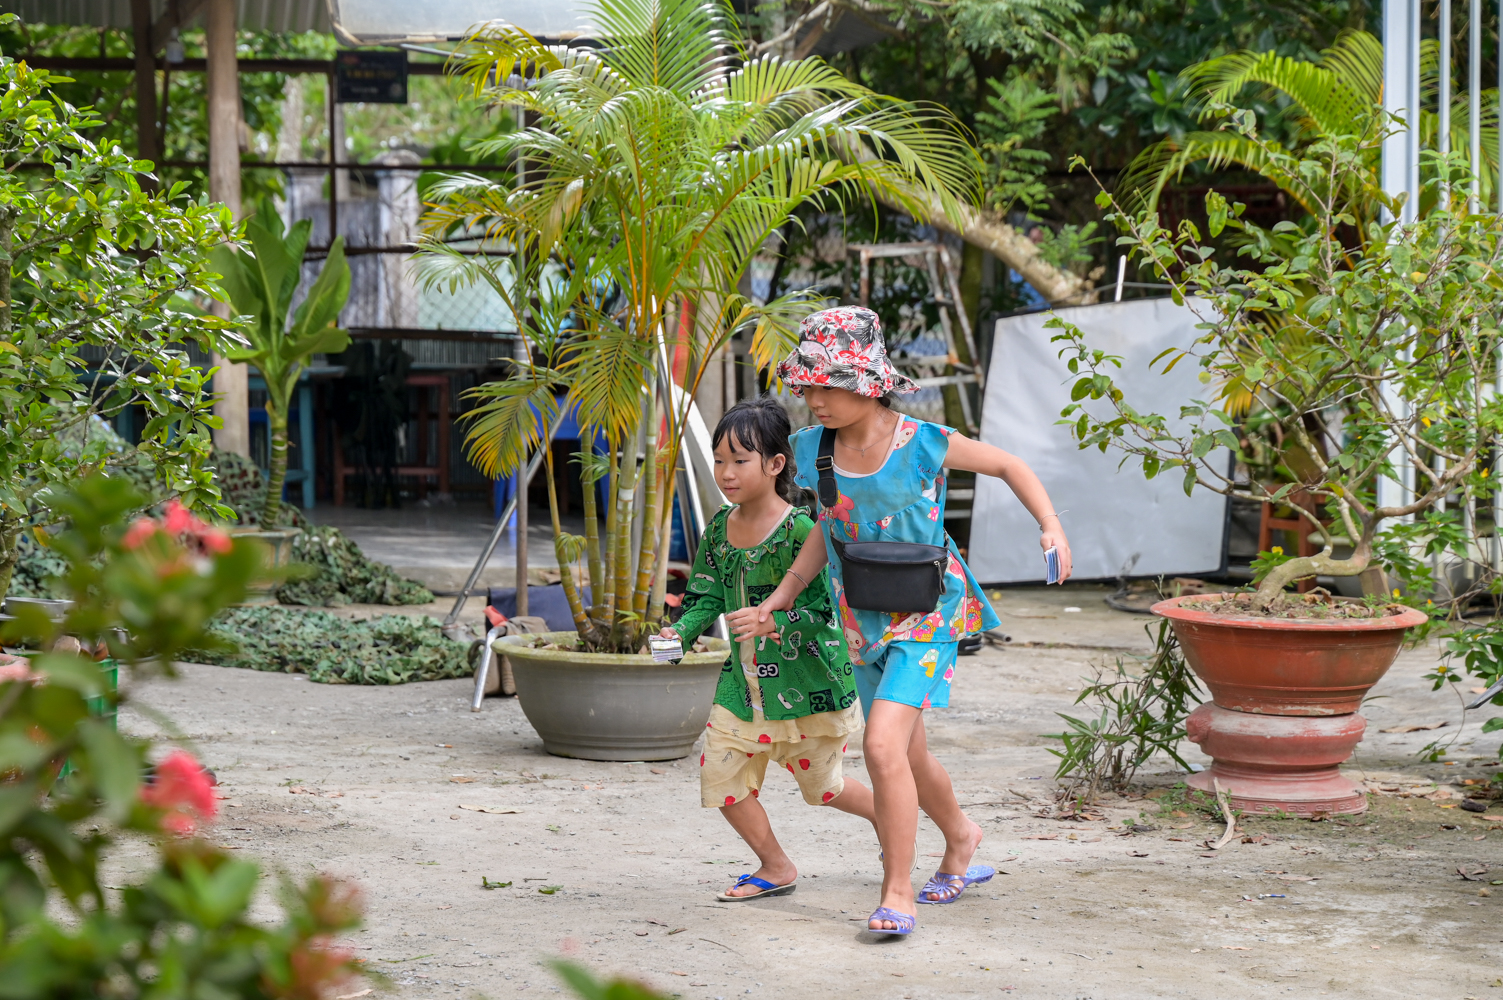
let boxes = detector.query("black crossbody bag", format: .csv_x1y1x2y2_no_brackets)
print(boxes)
815,428,948,614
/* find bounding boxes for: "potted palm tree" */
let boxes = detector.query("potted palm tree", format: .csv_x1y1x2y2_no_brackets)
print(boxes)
1051,131,1497,816
417,0,981,759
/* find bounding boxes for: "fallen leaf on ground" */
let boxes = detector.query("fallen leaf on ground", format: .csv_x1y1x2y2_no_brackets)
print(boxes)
668,927,687,935
436,904,451,910
1222,946,1250,951
634,930,648,936
1171,822,1195,830
926,851,946,857
1378,722,1448,733
1022,834,1057,841
459,805,519,815
336,991,374,1000
1128,851,1149,858
669,971,687,976
1276,875,1318,882
288,787,312,795
450,777,477,783
891,972,905,977
650,768,667,774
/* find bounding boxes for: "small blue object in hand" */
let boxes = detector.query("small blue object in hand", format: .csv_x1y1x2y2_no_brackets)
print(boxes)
1044,547,1061,585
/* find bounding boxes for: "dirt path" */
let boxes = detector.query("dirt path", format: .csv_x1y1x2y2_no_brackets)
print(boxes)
112,588,1503,1000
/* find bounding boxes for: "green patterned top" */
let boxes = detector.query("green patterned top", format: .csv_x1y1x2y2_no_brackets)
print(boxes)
670,505,858,723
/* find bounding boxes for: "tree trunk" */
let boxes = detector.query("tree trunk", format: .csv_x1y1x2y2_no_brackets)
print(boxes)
544,445,596,646
602,448,620,624
853,152,1092,305
631,391,661,623
0,521,21,602
609,421,641,650
580,443,604,606
262,411,289,527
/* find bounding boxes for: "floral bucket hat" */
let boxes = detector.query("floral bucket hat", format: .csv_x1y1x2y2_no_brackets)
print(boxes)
774,306,919,398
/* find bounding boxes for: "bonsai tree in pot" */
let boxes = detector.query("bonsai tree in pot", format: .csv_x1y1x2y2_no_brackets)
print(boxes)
1049,129,1502,814
416,0,980,758
210,209,352,528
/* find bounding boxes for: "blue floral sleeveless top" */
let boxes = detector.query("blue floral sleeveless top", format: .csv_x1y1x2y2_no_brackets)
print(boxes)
791,417,1001,665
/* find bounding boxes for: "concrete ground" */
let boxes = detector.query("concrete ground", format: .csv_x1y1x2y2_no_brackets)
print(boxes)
306,502,569,595
105,583,1503,1000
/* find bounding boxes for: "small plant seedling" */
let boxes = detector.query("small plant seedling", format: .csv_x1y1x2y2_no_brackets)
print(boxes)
546,824,562,833
480,877,512,889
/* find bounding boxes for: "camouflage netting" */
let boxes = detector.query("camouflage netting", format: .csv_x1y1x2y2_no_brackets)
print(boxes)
9,449,433,607
275,526,433,606
188,606,469,684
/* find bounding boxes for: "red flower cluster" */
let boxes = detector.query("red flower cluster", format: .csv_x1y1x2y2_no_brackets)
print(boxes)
122,499,231,557
140,749,217,835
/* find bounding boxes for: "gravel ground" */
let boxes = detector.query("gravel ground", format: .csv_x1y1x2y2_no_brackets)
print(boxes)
107,585,1503,1000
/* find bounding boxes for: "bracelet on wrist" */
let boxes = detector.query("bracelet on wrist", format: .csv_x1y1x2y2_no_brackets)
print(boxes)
787,568,810,591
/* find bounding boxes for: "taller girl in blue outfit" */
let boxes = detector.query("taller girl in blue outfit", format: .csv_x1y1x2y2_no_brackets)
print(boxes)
739,306,1073,936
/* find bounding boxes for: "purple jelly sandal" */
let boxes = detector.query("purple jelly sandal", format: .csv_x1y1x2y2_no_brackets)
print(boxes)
867,906,916,936
715,874,796,902
918,864,996,904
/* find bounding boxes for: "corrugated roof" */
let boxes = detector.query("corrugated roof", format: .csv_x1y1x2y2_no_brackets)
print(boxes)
0,0,331,33
327,0,588,45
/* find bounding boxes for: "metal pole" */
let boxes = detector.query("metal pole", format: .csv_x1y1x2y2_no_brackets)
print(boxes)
1490,0,1503,568
1470,0,1482,212
513,102,529,619
1408,0,1422,223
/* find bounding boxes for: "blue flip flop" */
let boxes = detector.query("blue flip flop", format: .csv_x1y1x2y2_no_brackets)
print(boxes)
716,874,796,902
866,906,916,935
917,864,996,904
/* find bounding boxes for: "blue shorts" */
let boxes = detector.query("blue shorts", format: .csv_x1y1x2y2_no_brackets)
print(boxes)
854,641,957,715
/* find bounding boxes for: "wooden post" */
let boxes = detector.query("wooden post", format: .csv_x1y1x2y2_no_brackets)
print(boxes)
205,0,250,458
129,0,157,174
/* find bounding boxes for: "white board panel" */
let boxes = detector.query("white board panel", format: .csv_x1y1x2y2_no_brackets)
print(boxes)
966,297,1228,584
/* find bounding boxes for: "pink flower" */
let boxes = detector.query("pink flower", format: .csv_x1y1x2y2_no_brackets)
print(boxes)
121,518,159,550
141,750,217,835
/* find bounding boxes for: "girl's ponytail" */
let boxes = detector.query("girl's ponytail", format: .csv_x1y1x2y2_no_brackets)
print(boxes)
710,397,810,508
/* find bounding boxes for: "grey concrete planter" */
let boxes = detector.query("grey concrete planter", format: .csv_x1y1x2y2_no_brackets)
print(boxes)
495,630,729,761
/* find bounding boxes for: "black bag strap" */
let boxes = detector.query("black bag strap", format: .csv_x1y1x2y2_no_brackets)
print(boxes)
814,429,845,560
815,428,839,510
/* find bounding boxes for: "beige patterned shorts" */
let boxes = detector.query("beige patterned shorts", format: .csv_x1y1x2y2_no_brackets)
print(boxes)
699,725,848,808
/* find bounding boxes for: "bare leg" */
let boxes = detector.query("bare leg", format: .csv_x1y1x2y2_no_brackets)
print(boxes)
862,699,925,929
907,714,983,900
821,776,877,828
718,794,797,897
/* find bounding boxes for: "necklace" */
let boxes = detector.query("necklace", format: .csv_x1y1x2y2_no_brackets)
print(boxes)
837,410,896,456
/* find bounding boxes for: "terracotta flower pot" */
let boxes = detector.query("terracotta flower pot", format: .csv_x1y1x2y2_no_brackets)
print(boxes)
1153,595,1428,816
495,630,730,761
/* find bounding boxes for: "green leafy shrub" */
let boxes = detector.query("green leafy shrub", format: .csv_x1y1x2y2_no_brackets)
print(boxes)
0,475,367,998
190,606,468,684
0,36,237,601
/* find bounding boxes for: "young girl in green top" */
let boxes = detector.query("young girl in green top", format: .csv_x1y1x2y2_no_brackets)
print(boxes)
663,397,877,901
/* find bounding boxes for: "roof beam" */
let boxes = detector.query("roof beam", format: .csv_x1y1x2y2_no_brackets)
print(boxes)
23,56,449,75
